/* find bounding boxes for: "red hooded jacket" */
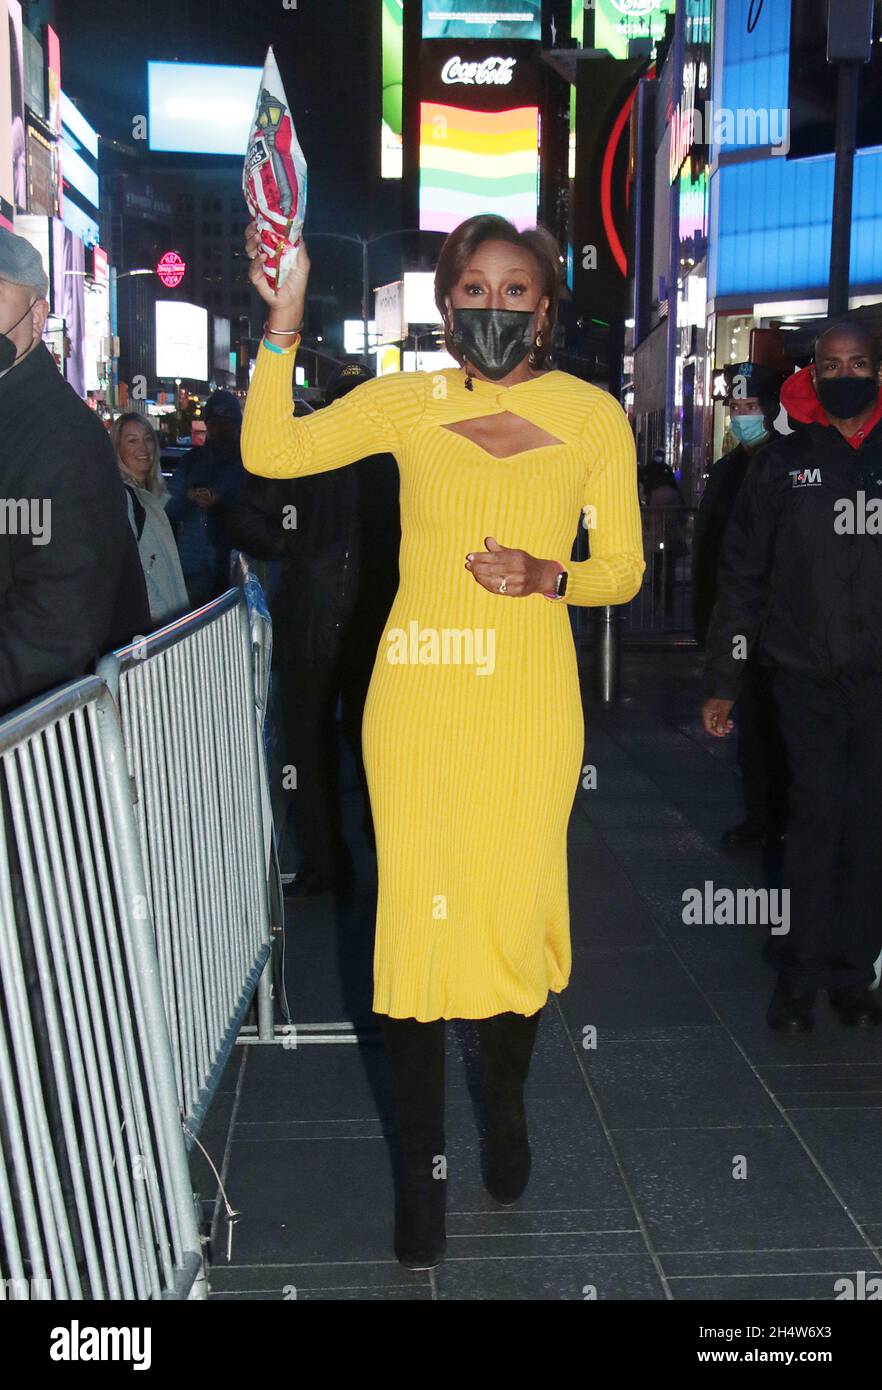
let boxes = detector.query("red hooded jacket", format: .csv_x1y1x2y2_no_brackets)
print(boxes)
781,364,882,449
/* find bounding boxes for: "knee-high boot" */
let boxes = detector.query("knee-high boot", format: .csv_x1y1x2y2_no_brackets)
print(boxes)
477,1009,542,1205
378,1015,447,1269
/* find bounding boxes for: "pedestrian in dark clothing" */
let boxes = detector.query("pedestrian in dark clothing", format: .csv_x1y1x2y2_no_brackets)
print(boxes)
702,320,882,1032
693,362,789,849
229,360,400,896
0,228,149,713
641,451,687,619
166,388,247,607
0,227,150,1287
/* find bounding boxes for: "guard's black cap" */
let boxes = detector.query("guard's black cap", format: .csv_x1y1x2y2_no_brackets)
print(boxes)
724,361,783,402
324,360,375,404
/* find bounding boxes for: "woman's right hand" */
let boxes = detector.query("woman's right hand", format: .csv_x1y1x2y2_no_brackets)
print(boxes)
245,219,310,331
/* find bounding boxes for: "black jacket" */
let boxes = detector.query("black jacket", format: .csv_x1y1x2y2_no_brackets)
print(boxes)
229,453,400,666
703,418,882,699
692,443,755,646
0,343,150,714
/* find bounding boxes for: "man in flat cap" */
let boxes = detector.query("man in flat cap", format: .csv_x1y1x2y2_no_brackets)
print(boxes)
0,228,150,1287
0,226,149,711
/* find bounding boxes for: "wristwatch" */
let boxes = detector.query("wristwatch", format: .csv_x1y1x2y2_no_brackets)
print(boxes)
543,565,568,600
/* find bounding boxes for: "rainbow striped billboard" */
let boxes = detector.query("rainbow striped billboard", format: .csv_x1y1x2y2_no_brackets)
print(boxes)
419,100,539,233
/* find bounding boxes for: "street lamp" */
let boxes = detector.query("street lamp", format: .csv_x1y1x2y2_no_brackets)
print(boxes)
305,229,426,368
826,0,874,315
109,267,153,413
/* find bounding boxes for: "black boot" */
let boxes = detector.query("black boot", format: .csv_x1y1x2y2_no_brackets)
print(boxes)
477,1009,541,1205
379,1015,447,1270
766,983,815,1032
828,985,882,1027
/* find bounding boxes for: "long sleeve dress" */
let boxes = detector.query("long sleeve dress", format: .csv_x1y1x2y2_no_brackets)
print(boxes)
242,341,645,1020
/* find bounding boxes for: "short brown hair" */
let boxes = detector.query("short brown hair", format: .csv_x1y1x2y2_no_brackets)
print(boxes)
434,214,563,368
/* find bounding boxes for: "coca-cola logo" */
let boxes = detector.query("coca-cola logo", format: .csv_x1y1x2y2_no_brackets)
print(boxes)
441,56,516,86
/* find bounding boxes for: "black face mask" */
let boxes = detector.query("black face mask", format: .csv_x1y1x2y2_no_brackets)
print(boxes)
815,374,879,421
0,301,36,372
450,307,537,382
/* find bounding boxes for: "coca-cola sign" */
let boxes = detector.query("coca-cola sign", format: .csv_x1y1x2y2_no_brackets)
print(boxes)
441,55,516,85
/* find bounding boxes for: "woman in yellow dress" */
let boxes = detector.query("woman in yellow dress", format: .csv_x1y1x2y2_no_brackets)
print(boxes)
243,213,644,1270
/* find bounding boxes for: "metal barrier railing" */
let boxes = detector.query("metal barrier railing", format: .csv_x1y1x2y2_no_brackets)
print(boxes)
621,507,696,639
98,587,274,1139
234,558,287,1035
0,678,203,1300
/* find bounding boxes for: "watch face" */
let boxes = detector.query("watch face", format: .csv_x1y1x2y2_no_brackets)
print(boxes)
556,570,568,597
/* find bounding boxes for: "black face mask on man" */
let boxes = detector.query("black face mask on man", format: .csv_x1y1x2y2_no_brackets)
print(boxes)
0,300,36,372
450,307,537,382
815,373,879,422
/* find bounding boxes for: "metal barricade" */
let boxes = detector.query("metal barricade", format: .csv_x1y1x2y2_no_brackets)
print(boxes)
0,678,203,1300
98,589,274,1140
621,506,696,640
234,557,286,1034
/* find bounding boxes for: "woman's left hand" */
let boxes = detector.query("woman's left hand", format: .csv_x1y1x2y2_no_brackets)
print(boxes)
465,537,558,597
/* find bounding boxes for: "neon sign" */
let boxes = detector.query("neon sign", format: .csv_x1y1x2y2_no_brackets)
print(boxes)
156,250,186,288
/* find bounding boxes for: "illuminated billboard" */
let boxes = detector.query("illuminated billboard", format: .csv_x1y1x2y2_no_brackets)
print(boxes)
382,0,403,178
423,2,540,40
8,0,25,212
0,10,13,226
420,102,538,232
155,301,208,381
53,219,86,396
418,41,538,234
594,0,675,61
26,125,56,217
148,62,262,156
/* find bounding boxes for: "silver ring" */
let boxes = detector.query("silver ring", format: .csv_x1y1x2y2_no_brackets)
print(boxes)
498,576,507,594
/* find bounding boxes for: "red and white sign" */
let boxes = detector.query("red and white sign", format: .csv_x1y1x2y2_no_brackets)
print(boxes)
156,250,186,287
441,56,516,85
90,245,108,284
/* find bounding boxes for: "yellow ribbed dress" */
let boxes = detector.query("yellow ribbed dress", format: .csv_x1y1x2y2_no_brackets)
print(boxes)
243,340,644,1021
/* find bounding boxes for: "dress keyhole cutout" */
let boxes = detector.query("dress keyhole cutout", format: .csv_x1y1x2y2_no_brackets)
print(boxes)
442,412,564,460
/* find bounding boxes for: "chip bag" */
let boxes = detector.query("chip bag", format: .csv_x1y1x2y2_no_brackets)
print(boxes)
243,46,308,291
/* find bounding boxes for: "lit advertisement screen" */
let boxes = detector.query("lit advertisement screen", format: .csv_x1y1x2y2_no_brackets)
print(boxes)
423,2,540,40
420,102,538,232
155,301,208,381
212,314,230,373
148,62,262,155
594,0,676,61
0,14,14,226
53,219,86,396
418,41,538,234
382,0,404,178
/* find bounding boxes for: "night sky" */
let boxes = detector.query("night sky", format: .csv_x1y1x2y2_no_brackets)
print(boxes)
54,0,408,300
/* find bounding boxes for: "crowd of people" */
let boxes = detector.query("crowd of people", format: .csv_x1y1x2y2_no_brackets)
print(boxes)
2,211,882,1275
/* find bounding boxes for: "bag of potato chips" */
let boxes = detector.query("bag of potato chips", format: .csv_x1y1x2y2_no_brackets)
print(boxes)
243,46,307,290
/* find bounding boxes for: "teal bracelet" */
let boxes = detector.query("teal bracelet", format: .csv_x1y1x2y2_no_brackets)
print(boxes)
263,336,296,355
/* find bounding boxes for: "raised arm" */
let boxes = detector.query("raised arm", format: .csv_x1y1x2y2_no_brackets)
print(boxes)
241,339,424,480
241,221,423,479
565,391,645,607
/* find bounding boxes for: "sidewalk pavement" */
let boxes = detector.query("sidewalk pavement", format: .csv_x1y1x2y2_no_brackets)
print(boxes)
193,649,882,1301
